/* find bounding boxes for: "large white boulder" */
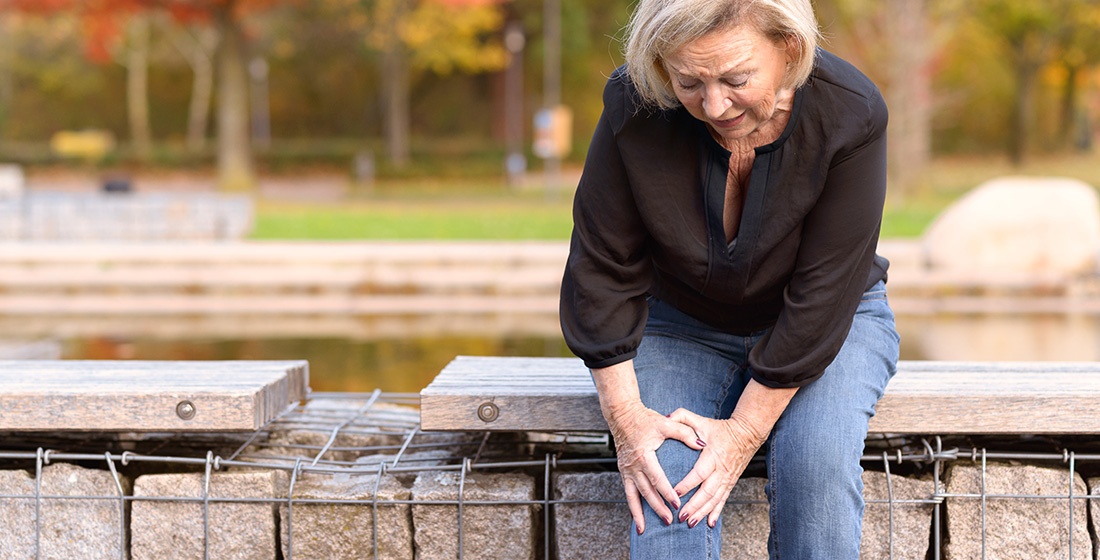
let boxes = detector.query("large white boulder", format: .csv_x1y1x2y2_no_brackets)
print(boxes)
922,177,1100,275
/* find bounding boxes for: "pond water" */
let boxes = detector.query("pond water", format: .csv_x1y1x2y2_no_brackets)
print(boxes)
34,310,1100,393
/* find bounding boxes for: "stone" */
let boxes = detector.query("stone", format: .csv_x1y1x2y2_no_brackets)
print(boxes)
131,471,279,560
553,472,629,560
923,176,1100,276
412,471,537,560
861,470,934,560
0,463,129,559
719,478,769,559
553,473,769,559
278,472,412,560
944,463,1089,559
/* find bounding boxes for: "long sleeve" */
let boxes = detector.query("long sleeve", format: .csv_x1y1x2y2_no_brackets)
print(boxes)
559,77,654,369
748,89,889,388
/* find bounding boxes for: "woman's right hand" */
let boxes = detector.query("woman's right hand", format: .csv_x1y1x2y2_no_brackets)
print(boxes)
605,400,707,534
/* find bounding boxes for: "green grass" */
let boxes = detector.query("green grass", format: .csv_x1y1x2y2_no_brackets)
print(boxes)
253,201,575,240
250,152,1100,241
252,180,577,240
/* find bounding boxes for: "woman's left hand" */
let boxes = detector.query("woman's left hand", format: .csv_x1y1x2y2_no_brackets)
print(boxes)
667,408,770,529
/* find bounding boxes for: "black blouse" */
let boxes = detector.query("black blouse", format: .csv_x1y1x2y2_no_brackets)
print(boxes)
559,49,890,389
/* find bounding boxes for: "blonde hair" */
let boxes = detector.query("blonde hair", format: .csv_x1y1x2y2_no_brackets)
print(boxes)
624,0,820,110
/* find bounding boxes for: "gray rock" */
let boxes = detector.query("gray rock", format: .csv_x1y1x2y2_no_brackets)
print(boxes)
278,472,412,560
861,470,934,560
719,478,769,559
944,463,1089,559
412,471,537,560
0,463,129,560
553,472,629,560
131,471,279,560
923,176,1100,275
552,473,769,559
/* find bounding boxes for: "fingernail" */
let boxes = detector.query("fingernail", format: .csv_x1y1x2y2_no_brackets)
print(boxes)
696,438,707,447
708,519,716,528
688,518,699,529
637,525,644,535
665,413,672,418
679,511,689,523
675,489,683,497
663,516,672,526
671,501,679,510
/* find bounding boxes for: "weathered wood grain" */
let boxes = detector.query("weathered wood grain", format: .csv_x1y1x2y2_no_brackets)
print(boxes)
420,356,1100,434
0,360,308,431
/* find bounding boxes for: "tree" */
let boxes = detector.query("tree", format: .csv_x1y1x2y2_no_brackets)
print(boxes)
159,16,218,152
1,0,295,190
334,0,508,167
1052,1,1100,149
972,0,1066,164
815,0,942,201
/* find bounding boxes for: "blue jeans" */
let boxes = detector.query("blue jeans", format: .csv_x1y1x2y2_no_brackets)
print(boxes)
628,281,899,560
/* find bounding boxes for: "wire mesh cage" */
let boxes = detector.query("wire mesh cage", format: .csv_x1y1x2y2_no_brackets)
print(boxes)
0,391,1097,559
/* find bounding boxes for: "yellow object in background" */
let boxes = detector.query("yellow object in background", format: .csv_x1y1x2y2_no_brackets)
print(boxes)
533,105,572,160
49,130,116,161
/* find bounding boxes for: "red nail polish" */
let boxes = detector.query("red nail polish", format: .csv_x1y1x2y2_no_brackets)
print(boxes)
637,525,643,535
666,413,672,418
696,438,707,447
664,516,673,526
671,501,679,510
679,511,688,523
688,518,699,529
675,489,683,497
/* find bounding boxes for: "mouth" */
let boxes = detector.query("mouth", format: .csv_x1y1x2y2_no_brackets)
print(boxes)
711,112,746,130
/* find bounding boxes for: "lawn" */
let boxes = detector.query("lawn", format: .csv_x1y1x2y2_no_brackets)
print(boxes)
251,153,1100,241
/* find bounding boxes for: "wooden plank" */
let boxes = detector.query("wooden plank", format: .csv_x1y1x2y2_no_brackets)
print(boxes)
419,356,1100,434
0,360,308,432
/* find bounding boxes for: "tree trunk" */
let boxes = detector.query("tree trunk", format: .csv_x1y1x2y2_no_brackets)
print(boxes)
884,0,932,203
0,15,12,131
381,2,410,168
163,23,217,153
127,16,152,161
1010,53,1038,166
382,45,410,167
1059,64,1080,149
215,8,255,191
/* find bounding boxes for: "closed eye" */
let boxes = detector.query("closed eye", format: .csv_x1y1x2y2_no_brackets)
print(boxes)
724,78,749,89
676,80,700,90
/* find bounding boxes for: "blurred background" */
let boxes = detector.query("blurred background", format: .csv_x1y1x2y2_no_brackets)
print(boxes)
0,0,1098,393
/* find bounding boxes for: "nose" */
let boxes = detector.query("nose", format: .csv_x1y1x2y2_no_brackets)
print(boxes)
702,86,731,119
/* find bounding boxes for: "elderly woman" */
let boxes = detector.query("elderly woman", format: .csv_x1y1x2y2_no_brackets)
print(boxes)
559,0,899,558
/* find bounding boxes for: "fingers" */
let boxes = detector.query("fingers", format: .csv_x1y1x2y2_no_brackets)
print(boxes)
623,478,646,535
635,455,674,523
682,478,732,529
661,409,707,450
673,452,713,498
642,451,682,512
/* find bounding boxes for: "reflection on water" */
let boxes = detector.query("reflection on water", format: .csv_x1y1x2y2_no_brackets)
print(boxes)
19,311,1100,393
61,333,574,393
898,313,1100,362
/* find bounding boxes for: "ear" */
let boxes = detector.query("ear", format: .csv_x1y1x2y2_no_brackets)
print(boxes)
783,34,799,65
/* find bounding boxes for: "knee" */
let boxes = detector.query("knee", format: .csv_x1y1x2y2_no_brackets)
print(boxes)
653,438,700,490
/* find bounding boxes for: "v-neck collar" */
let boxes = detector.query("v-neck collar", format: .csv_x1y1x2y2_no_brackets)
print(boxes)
697,86,805,297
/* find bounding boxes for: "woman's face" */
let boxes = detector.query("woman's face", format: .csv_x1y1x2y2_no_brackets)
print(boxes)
663,24,792,143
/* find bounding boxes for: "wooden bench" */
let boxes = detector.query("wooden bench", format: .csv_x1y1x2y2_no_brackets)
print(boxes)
0,360,308,431
420,356,1100,434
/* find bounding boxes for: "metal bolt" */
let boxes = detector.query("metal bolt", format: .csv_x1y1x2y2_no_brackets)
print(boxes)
176,400,196,421
477,402,499,423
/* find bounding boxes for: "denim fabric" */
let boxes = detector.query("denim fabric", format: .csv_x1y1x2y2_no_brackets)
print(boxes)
627,280,899,560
